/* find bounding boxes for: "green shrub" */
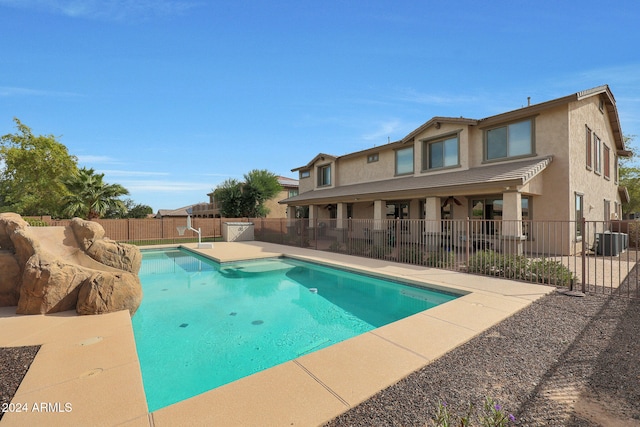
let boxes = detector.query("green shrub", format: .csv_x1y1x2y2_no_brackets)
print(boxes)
25,218,48,227
328,241,343,252
425,250,455,268
467,250,575,287
400,246,425,264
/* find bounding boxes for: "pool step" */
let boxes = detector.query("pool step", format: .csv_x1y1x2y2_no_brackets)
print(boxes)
297,338,332,356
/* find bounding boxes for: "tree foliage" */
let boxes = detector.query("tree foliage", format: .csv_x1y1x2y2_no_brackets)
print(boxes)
62,167,129,219
0,118,78,216
214,170,282,218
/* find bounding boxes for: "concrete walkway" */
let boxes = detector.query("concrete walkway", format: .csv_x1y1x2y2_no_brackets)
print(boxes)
1,242,555,426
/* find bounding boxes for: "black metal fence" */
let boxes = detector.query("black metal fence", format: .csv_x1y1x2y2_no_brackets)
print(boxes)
251,218,640,299
26,216,640,299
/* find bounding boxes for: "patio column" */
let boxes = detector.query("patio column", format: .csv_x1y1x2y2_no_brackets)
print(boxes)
424,197,441,251
286,205,296,237
308,205,318,240
502,191,525,254
336,202,348,243
372,199,387,246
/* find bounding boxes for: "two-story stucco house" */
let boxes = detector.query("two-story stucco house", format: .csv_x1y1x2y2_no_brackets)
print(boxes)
281,85,629,255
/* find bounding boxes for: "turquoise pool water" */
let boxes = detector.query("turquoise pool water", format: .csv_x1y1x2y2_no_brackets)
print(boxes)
133,248,459,412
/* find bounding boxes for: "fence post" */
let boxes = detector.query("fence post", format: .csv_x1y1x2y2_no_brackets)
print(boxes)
581,217,587,294
465,217,470,267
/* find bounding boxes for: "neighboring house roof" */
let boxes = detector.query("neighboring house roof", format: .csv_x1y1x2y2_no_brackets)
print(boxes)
155,204,206,218
277,176,299,188
282,157,552,205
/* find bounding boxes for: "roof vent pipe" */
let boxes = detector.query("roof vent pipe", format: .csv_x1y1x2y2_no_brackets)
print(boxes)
527,96,531,106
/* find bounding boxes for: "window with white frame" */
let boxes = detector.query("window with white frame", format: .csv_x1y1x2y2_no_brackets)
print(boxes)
594,134,602,174
300,170,310,179
395,146,414,175
486,119,533,161
423,134,459,170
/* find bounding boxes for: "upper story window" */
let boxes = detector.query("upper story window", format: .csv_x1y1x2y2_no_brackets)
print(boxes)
423,134,459,170
603,144,610,179
367,153,379,163
485,119,533,161
585,125,592,170
300,170,310,179
317,164,331,187
593,134,602,174
395,146,414,175
288,189,298,198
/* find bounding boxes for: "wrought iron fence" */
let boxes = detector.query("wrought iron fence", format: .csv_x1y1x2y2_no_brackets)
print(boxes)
25,216,640,298
251,217,640,299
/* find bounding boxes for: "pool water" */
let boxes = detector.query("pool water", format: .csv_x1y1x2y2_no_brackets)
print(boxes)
133,248,458,412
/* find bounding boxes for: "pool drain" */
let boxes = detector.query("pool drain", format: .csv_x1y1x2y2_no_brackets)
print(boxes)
251,320,264,325
179,323,189,328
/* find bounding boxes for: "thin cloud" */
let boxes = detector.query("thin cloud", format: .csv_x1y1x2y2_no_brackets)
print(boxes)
101,170,171,177
394,88,481,106
120,179,213,193
0,0,201,21
361,120,403,142
0,86,82,98
76,155,120,164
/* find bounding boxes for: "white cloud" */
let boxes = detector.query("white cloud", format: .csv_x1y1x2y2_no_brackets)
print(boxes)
76,155,119,164
361,120,403,142
0,86,81,97
102,169,170,177
394,88,481,106
0,0,201,21
120,179,212,193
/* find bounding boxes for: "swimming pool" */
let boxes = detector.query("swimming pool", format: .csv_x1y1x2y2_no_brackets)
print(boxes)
133,248,459,411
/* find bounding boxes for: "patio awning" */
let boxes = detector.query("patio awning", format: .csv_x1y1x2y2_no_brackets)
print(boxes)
281,156,553,205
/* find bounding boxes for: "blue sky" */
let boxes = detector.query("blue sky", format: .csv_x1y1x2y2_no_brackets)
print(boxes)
1,0,639,212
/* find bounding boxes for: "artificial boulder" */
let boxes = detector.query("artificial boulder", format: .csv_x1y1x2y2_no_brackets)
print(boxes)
0,213,143,316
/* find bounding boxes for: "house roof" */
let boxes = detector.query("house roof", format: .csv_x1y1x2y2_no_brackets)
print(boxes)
292,85,627,173
401,117,478,144
291,153,337,172
277,176,299,188
477,85,626,153
155,204,206,218
282,156,553,205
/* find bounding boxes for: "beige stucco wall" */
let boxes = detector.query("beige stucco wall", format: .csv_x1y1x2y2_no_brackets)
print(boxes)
336,148,397,185
263,188,296,218
568,97,622,221
293,92,623,235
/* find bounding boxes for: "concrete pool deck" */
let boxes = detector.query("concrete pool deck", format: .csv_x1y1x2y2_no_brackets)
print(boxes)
1,242,555,426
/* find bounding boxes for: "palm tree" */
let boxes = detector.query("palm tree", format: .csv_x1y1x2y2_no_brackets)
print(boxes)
62,167,129,219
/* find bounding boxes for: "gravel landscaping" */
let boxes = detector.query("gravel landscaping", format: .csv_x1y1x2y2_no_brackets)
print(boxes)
0,345,40,422
1,289,638,426
326,290,640,426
